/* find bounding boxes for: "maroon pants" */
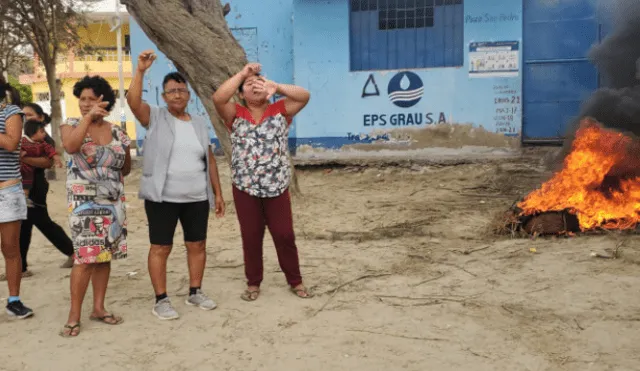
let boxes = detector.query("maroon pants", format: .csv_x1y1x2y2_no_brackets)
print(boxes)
232,186,302,287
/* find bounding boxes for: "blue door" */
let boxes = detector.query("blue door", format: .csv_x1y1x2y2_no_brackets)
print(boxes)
522,0,608,142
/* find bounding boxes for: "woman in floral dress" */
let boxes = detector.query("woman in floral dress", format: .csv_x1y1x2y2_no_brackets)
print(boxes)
59,75,131,337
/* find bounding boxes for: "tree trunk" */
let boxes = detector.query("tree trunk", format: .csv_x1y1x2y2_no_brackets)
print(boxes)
122,0,301,195
43,59,62,180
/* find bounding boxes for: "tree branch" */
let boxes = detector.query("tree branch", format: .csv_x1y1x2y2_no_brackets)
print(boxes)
125,0,302,194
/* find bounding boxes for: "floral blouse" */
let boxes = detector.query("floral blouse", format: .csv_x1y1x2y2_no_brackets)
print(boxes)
228,100,292,198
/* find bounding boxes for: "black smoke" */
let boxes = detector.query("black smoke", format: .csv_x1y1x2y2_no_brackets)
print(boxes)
559,0,640,164
589,0,640,91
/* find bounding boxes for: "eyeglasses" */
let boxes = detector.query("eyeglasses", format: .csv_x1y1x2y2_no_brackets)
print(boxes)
164,88,189,96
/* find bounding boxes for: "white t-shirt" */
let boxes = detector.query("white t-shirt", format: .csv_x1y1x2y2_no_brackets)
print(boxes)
161,117,208,203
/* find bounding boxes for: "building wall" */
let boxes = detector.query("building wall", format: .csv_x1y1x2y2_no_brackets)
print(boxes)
293,0,522,151
78,23,131,48
21,20,136,138
130,0,523,154
129,0,294,150
29,77,136,136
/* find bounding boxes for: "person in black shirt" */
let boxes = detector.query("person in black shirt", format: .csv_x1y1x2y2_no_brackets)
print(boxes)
18,103,73,275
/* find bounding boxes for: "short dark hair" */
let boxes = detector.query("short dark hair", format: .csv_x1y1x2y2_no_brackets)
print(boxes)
239,73,261,93
162,72,187,90
24,103,51,124
24,120,45,138
72,75,116,112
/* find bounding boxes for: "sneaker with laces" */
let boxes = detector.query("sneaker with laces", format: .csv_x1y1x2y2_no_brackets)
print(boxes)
6,301,34,319
185,289,217,310
152,297,180,320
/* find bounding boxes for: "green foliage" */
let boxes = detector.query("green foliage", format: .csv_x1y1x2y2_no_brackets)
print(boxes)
8,75,33,105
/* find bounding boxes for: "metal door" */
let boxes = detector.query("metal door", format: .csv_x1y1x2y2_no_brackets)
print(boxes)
522,0,605,142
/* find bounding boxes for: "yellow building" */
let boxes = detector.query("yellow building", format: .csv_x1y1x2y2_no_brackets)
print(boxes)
19,4,137,139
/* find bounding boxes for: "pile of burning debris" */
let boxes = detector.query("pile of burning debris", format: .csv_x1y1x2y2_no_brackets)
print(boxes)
500,118,640,236
497,0,640,237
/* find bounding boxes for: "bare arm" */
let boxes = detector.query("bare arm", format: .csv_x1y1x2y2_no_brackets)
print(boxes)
128,50,156,128
208,148,222,197
53,154,63,168
122,148,132,177
0,114,22,152
44,133,64,167
127,68,151,128
208,147,225,217
61,116,92,154
22,157,53,169
212,63,261,124
62,96,109,154
276,84,311,118
211,72,243,124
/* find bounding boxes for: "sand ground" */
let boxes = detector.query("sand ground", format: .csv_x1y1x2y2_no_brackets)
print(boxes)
1,154,639,371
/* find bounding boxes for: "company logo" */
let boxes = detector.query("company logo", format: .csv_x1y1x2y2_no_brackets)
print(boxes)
387,71,424,108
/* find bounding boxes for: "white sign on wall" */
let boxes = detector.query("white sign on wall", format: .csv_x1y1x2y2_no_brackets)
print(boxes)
469,41,519,78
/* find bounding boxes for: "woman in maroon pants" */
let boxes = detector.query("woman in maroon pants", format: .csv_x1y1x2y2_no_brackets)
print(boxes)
213,63,311,301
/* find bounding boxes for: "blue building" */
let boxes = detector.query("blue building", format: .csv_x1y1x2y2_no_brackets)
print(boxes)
129,0,615,154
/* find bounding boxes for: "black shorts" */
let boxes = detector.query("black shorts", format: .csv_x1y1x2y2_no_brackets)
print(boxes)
144,200,209,245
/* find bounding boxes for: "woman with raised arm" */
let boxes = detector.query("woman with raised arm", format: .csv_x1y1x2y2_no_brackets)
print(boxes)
127,50,225,321
212,63,312,301
0,76,33,319
59,75,131,337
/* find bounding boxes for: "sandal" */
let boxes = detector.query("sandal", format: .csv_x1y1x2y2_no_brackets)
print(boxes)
290,286,314,299
89,313,124,325
59,323,81,337
240,289,260,302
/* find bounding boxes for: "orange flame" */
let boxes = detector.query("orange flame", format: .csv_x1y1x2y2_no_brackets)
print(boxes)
517,118,640,231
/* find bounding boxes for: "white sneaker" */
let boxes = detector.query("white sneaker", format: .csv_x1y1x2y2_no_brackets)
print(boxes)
185,289,217,311
152,297,180,320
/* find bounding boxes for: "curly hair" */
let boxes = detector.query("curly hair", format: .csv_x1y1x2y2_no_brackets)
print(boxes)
72,75,116,112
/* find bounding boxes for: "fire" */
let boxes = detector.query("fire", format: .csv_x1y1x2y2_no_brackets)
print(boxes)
517,118,640,231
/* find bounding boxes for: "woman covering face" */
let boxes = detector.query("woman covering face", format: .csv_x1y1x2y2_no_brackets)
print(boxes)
212,63,312,302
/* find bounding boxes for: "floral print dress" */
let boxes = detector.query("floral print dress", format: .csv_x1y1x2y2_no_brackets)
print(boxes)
62,118,130,265
229,100,292,198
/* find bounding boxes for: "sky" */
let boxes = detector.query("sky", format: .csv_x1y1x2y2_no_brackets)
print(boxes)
79,0,128,14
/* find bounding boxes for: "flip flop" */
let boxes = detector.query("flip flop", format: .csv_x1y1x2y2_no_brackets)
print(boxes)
89,314,123,325
59,323,81,337
240,289,260,302
290,286,314,299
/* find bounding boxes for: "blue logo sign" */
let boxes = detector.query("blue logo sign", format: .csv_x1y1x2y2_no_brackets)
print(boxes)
387,71,424,108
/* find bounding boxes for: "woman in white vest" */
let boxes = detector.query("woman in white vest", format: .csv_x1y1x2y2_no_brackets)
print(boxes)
127,50,225,321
